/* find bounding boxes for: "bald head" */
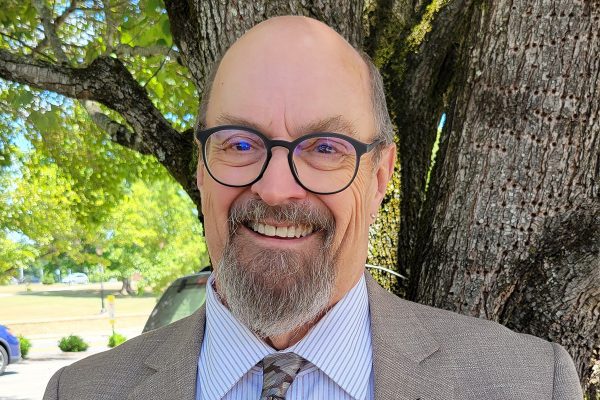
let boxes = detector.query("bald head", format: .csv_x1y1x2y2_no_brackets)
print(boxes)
195,18,398,339
197,15,393,146
222,16,368,86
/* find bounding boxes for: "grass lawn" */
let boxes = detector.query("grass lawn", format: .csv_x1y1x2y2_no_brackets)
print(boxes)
0,283,158,336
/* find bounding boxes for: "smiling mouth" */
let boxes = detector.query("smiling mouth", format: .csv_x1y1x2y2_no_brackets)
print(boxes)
243,221,316,238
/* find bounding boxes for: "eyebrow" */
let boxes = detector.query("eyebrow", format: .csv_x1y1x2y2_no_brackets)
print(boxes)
214,113,360,139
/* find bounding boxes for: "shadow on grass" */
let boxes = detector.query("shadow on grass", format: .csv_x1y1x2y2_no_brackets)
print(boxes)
19,289,155,299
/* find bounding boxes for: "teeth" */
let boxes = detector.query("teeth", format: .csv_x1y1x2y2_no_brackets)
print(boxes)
264,225,276,236
250,223,313,238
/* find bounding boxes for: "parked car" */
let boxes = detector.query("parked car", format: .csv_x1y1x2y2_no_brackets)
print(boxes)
143,269,211,333
19,275,41,284
142,265,405,333
0,324,21,375
61,272,89,284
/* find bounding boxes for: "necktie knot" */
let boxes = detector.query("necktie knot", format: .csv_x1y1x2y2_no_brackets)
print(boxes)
260,352,308,400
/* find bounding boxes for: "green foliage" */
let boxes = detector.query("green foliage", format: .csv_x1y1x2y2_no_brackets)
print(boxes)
0,0,205,290
58,335,89,352
0,0,197,131
101,177,208,293
17,335,31,358
108,332,127,348
42,273,55,285
0,232,37,283
367,135,402,295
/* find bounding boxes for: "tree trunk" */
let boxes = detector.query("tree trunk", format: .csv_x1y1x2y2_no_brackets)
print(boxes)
0,0,596,393
164,0,598,391
412,0,599,392
120,277,136,296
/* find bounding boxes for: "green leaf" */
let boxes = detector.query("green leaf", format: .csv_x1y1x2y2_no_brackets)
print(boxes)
161,18,171,37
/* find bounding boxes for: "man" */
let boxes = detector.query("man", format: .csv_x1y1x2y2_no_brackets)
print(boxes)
43,16,583,400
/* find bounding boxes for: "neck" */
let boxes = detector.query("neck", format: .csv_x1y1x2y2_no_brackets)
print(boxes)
264,303,333,349
265,324,313,350
263,274,365,349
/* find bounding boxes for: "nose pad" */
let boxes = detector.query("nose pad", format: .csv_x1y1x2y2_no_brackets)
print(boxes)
251,149,307,204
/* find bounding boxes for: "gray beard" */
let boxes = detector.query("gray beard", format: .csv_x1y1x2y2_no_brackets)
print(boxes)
215,199,336,338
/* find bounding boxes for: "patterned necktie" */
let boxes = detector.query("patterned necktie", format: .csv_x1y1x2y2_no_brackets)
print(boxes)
260,352,308,400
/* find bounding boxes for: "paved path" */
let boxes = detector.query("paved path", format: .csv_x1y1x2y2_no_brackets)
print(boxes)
0,328,142,400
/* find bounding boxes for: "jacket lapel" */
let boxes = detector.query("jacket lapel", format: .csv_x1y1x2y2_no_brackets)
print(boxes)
366,273,457,400
128,306,206,400
128,275,457,400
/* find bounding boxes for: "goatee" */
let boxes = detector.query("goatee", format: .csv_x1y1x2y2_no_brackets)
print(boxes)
215,198,336,338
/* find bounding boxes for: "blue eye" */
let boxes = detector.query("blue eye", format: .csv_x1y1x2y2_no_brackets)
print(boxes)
316,143,335,153
235,141,252,151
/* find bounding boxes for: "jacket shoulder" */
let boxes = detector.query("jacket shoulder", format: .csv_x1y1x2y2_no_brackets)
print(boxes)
42,315,197,400
400,296,551,349
390,295,581,399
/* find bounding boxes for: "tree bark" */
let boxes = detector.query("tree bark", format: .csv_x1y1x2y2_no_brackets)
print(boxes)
0,0,597,392
0,50,200,209
120,277,136,296
164,3,599,390
165,0,364,91
413,0,599,390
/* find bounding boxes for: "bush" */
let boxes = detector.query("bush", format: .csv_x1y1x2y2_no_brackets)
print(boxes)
58,335,89,352
108,332,127,348
42,274,55,285
18,335,31,358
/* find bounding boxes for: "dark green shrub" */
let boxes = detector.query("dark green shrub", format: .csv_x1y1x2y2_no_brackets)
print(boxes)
108,332,127,348
42,274,55,285
58,335,89,352
18,335,31,358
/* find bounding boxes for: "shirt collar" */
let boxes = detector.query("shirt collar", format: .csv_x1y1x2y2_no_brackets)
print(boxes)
199,275,272,399
289,274,372,399
199,273,372,400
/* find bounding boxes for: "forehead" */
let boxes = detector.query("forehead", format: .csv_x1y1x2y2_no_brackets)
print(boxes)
214,113,361,139
205,18,373,140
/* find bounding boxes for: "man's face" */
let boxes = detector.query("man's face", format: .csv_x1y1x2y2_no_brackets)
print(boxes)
197,17,394,336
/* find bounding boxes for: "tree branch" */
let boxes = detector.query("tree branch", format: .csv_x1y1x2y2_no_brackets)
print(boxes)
370,0,478,295
81,101,151,156
114,44,176,58
33,0,78,53
33,0,69,63
101,0,116,54
0,49,198,209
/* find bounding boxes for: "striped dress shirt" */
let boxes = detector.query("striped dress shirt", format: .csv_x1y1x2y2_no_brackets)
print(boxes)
196,273,374,400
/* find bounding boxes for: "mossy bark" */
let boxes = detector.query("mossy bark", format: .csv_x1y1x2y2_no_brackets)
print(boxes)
414,0,599,393
1,0,596,393
164,0,598,392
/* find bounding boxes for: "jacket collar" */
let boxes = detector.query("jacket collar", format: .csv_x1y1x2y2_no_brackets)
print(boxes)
128,306,206,400
128,272,456,400
366,273,456,400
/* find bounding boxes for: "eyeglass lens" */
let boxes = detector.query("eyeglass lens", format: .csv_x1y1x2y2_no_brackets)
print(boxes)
204,128,358,193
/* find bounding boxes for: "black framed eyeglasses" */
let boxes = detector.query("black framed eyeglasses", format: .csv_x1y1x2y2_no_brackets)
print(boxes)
195,125,382,195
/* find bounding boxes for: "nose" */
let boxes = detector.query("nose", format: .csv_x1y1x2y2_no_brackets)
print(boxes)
250,148,307,205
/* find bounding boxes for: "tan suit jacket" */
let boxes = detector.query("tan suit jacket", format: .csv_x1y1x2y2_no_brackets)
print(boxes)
43,273,583,399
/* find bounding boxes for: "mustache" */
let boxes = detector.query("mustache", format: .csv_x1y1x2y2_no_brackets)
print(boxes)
228,198,335,234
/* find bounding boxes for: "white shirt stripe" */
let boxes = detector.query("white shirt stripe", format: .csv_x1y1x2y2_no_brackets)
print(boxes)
197,273,374,400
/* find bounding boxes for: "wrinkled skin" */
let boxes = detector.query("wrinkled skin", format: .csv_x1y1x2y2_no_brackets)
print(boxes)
197,16,395,349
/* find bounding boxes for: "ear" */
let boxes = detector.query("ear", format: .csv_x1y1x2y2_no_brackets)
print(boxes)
370,143,396,209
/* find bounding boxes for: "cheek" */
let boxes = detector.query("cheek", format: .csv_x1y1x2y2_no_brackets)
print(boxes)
200,181,241,262
326,171,374,250
348,169,375,228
